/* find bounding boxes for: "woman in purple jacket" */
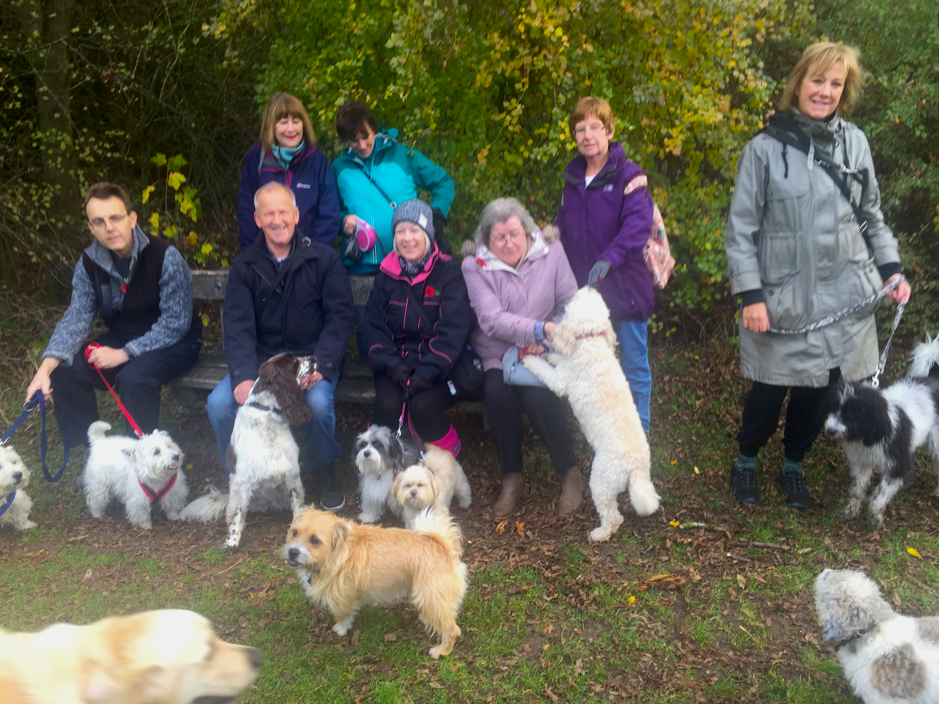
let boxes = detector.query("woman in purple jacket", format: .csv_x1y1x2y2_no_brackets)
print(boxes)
462,198,580,519
556,97,655,433
237,92,341,251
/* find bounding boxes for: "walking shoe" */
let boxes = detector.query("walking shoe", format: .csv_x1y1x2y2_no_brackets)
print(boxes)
319,477,346,512
778,471,814,510
492,472,525,519
730,464,760,505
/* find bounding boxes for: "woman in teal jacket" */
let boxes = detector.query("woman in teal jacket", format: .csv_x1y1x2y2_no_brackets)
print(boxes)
333,101,455,357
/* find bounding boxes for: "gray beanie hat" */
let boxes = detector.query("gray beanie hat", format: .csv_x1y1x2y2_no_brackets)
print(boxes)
391,199,435,241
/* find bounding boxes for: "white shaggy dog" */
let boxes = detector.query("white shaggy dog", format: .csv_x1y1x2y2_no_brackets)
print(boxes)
391,446,472,528
814,568,939,703
83,421,188,529
354,425,421,523
0,445,36,531
522,286,660,542
181,353,315,548
824,336,939,527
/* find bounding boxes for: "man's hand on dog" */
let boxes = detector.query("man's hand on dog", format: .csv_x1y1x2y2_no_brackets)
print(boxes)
234,380,255,405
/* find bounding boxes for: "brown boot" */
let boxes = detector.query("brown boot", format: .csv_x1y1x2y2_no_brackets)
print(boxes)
493,472,524,519
558,467,584,516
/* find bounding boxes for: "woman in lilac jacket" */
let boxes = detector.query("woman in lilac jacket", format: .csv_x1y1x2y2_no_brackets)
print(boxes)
462,198,580,519
236,92,341,251
555,97,655,433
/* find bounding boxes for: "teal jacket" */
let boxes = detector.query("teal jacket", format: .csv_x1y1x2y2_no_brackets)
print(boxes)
333,129,454,275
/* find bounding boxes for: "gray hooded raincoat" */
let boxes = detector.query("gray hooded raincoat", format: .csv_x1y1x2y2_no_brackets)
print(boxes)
725,108,901,387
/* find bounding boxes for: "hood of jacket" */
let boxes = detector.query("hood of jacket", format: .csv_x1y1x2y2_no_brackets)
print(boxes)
561,142,642,189
378,242,446,286
342,129,398,167
461,225,558,276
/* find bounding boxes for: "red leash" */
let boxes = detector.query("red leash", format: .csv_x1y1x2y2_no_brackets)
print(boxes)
84,342,144,438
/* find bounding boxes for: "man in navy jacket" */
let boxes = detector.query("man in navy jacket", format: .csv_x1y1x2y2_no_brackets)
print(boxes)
207,182,354,510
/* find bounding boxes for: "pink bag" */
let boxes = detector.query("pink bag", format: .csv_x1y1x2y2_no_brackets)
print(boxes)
624,175,675,290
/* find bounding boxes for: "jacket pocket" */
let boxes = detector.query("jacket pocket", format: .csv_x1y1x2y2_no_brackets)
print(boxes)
758,232,801,285
764,273,805,330
847,259,882,320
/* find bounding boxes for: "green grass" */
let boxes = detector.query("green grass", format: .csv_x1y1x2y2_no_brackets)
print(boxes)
2,343,939,702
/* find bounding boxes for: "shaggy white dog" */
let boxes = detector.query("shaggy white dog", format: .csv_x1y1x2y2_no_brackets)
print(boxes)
814,568,939,703
522,286,660,542
392,447,472,528
0,445,36,531
83,421,188,529
354,425,421,523
181,353,314,548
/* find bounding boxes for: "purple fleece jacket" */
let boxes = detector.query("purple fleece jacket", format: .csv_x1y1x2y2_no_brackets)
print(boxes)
461,227,578,371
555,142,655,322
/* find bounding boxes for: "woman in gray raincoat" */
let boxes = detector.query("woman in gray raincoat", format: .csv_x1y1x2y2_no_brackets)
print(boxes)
724,42,911,510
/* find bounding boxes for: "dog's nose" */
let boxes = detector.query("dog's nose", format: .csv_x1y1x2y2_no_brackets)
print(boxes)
362,449,371,458
12,471,22,482
410,489,418,497
248,647,263,670
172,454,180,462
288,548,299,560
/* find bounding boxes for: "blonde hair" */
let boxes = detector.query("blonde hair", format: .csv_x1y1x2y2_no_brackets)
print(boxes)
569,97,615,137
259,93,317,151
779,42,863,117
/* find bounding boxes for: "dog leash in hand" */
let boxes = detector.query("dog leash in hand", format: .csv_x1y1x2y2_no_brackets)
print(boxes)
1,392,71,482
870,296,906,388
767,275,905,335
84,343,143,438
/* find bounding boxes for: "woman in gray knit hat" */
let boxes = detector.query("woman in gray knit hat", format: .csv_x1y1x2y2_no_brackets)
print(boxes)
360,199,474,480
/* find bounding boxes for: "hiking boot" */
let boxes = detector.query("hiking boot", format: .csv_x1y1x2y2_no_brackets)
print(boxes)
558,467,584,516
730,464,760,505
493,472,524,519
778,471,814,510
319,476,346,512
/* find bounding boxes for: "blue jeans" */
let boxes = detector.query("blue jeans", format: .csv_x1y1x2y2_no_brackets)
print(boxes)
611,319,651,433
207,372,342,477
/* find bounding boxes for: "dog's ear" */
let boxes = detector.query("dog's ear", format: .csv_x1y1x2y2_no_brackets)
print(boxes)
822,603,843,643
602,320,617,352
552,322,575,357
330,521,348,553
391,471,403,498
427,472,439,502
121,446,137,462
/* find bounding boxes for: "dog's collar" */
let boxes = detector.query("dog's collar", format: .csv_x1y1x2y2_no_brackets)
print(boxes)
137,473,178,503
248,401,283,416
834,624,876,651
0,490,15,518
576,332,606,340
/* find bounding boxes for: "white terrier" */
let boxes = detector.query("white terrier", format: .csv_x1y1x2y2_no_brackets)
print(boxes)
391,447,472,529
0,445,36,531
83,421,188,529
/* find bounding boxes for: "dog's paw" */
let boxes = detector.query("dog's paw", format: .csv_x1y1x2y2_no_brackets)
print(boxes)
544,353,562,366
224,534,242,550
332,622,351,636
429,644,448,659
18,520,38,531
589,526,613,543
838,502,862,519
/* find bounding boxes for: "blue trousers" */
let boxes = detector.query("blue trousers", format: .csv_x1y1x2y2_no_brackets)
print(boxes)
611,319,651,433
207,372,342,481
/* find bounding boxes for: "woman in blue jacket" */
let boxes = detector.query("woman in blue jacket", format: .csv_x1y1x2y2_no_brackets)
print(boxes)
237,92,341,251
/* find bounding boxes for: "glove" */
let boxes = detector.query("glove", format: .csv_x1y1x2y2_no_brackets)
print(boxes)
405,371,432,395
390,364,410,388
431,208,452,256
587,259,612,289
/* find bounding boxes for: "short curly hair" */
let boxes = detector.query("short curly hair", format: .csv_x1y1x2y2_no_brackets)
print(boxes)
473,197,539,249
568,97,615,137
779,42,863,117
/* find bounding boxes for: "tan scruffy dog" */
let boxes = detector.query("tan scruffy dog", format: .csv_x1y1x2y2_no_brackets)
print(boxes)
283,507,469,659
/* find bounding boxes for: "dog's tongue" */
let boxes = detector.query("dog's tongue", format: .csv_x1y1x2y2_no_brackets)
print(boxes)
170,462,178,470
299,374,316,386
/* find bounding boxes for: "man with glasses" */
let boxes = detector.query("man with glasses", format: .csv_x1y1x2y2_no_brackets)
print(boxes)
25,182,202,450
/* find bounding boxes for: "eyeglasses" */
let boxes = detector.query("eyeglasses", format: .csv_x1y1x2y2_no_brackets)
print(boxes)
89,213,129,230
491,229,526,247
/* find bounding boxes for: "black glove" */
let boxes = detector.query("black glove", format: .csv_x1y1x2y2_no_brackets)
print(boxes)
390,364,410,388
343,233,364,262
405,371,432,395
432,208,452,256
587,259,612,289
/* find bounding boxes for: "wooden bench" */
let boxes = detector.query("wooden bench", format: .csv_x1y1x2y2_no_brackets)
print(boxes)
171,270,486,418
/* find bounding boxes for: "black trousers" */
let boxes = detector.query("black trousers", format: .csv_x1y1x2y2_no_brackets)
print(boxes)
373,374,455,442
50,329,202,448
483,369,577,476
736,369,841,462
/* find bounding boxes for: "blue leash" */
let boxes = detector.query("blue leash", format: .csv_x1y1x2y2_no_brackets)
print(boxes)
0,490,14,518
0,391,70,483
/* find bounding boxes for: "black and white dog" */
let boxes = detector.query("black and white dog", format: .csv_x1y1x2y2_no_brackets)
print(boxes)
354,426,421,523
824,337,939,526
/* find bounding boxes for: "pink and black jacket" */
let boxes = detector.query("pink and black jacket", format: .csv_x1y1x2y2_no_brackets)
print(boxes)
362,246,472,384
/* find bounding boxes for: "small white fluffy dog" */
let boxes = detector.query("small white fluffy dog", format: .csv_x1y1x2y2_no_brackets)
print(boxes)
284,507,469,658
522,286,660,542
83,421,188,529
814,568,939,703
181,353,315,548
354,425,421,523
0,444,36,531
392,446,472,528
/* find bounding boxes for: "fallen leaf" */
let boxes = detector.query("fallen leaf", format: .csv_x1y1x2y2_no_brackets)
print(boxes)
495,520,508,535
737,574,746,589
669,520,680,527
893,591,902,607
574,658,584,675
693,466,700,474
516,521,526,538
627,596,636,604
907,547,922,559
83,569,93,581
429,681,444,689
384,633,397,642
544,686,560,703
650,574,674,582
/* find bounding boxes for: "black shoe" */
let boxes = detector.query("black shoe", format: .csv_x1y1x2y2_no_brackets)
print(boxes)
353,494,363,514
319,477,345,512
730,464,760,505
778,471,814,510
